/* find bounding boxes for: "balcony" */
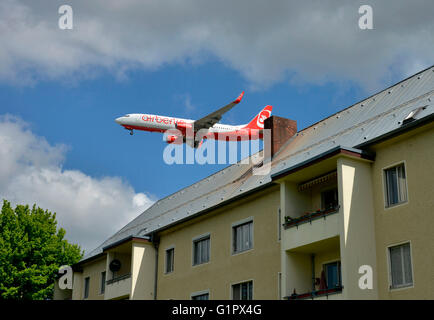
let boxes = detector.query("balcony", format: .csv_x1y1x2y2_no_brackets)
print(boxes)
282,207,340,252
104,273,131,300
285,286,343,300
106,273,131,285
283,205,340,229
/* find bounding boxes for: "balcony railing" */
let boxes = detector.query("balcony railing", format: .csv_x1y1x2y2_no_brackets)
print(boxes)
285,286,343,300
283,205,340,229
106,273,131,285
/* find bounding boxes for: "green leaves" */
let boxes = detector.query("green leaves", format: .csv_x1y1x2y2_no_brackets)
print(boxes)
0,200,83,300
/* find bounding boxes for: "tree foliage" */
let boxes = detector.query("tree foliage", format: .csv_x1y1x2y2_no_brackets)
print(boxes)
0,200,83,299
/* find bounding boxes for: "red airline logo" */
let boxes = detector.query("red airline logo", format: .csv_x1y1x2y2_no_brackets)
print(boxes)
256,109,272,129
142,115,181,125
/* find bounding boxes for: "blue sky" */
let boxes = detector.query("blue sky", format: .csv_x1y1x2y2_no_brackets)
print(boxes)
0,60,368,198
0,0,432,252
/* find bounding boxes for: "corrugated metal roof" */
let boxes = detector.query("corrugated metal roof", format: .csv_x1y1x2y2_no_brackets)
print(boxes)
82,66,434,262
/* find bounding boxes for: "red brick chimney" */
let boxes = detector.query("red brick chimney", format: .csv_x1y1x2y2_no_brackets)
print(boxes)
264,116,297,159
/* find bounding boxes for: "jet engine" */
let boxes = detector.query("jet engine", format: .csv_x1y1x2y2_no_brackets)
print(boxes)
166,135,180,144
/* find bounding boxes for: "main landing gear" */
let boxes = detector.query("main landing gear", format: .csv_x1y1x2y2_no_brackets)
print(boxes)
129,129,134,135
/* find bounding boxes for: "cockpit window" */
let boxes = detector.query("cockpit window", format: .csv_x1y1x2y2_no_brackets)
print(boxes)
124,114,130,117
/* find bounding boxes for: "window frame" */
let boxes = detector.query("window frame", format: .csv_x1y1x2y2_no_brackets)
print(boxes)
231,217,254,255
382,161,409,209
100,271,106,295
386,241,415,291
320,187,339,210
190,289,210,300
231,280,254,300
165,246,175,274
192,233,211,266
83,276,90,299
322,260,342,289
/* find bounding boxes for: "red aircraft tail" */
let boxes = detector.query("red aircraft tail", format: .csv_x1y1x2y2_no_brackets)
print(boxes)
243,105,273,130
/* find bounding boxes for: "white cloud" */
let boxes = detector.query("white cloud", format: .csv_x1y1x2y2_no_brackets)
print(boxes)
0,0,433,90
0,115,154,253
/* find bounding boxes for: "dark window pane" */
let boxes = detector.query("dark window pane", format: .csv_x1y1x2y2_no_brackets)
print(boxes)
324,262,341,289
390,246,403,287
321,188,338,210
101,272,106,294
84,277,90,299
403,244,412,284
385,164,407,207
192,293,209,300
166,248,174,273
232,281,252,300
389,243,413,288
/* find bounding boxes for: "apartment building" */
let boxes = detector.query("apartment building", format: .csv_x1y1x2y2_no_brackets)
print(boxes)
55,66,434,300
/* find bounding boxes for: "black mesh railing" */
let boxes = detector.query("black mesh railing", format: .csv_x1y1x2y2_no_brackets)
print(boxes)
283,205,340,229
285,286,343,300
106,273,131,285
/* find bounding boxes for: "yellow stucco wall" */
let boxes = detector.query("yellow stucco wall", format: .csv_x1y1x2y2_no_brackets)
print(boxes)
78,256,106,300
371,123,434,299
156,186,281,300
68,123,433,301
130,242,156,300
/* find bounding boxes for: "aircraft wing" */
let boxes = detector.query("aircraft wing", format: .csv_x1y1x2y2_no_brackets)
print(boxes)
193,91,244,131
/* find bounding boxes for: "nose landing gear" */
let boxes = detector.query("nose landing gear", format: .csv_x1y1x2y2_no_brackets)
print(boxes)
129,129,134,136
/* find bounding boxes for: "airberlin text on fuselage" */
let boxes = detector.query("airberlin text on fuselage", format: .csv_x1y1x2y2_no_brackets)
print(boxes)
142,115,185,125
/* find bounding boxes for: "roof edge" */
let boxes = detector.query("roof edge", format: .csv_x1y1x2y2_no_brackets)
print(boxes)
355,113,434,149
102,235,151,252
299,65,434,134
147,181,276,235
271,146,375,181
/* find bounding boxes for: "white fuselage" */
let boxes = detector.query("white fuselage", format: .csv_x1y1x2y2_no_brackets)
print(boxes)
115,113,246,135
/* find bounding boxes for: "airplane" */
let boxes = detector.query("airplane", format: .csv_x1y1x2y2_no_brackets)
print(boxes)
115,92,273,148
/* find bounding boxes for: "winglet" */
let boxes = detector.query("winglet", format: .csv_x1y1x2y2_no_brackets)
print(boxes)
234,91,245,104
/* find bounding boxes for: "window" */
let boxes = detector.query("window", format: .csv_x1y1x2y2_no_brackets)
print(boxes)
165,248,174,273
389,243,413,289
191,293,209,300
232,281,253,300
321,188,338,210
83,277,90,299
384,163,408,207
324,261,342,289
193,236,210,265
100,272,106,294
233,221,253,254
